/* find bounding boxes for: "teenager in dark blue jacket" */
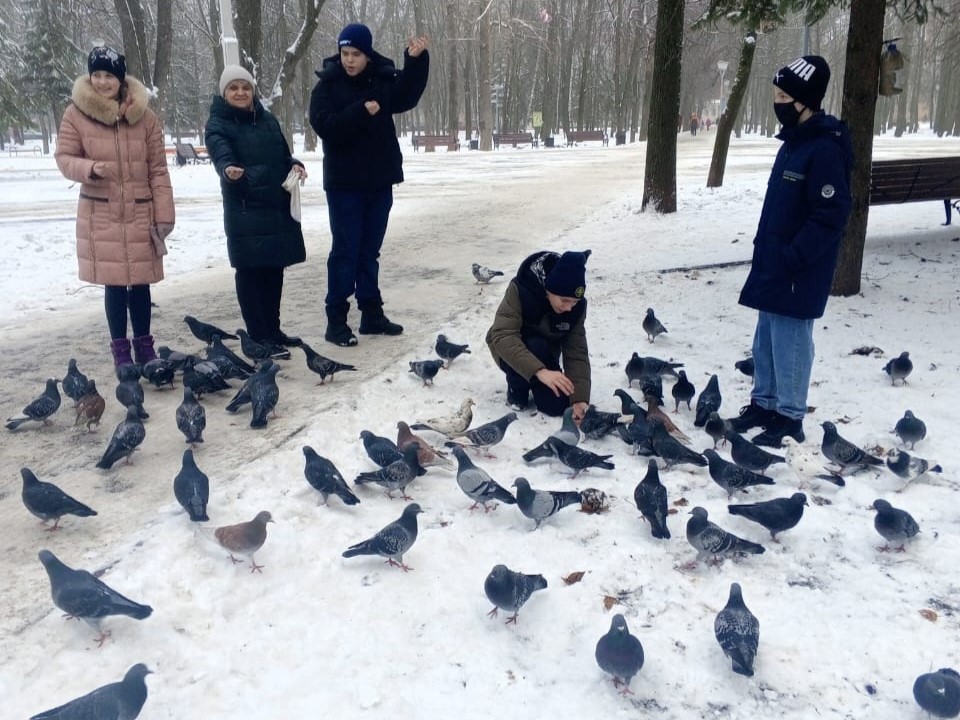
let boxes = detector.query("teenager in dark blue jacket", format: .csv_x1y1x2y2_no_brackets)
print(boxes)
729,56,853,447
309,24,429,347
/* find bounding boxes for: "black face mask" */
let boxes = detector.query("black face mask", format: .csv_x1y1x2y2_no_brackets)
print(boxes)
774,101,803,128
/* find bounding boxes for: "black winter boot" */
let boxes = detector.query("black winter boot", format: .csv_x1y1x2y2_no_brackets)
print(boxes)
325,303,358,347
358,301,403,336
727,401,776,433
751,412,805,447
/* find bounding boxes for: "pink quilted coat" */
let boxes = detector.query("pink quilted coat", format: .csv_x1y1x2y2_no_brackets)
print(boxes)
55,75,175,286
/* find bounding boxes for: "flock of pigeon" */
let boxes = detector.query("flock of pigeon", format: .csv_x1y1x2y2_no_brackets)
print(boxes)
6,277,954,717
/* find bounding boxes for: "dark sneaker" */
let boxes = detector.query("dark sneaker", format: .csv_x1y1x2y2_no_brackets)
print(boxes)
359,313,403,336
728,402,776,433
260,340,292,360
752,413,805,448
273,331,302,347
325,322,358,347
506,386,529,411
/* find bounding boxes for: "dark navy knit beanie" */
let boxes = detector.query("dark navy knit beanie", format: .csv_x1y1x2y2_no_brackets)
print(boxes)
545,250,591,298
338,23,374,57
88,46,126,82
773,56,830,110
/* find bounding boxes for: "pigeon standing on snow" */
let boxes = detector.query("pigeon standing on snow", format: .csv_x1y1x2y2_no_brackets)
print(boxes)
342,503,423,571
686,507,765,563
633,459,670,540
96,404,146,469
141,357,177,389
354,444,426,500
694,374,722,427
411,398,475,436
173,449,210,522
397,421,454,469
74,380,106,432
704,449,775,498
820,421,883,474
672,370,695,412
224,359,273,413
62,359,90,404
435,334,471,365
6,378,61,430
205,334,255,375
735,357,755,377
472,263,504,284
184,315,238,343
725,430,785,475
714,583,759,677
484,564,547,624
512,477,582,529
409,359,445,386
642,307,667,343
38,550,153,646
29,663,152,720
448,412,518,454
871,499,920,551
545,436,614,476
625,352,646,387
176,387,205,445
299,341,356,384
649,420,707,468
183,358,232,396
781,437,845,487
213,510,273,572
595,614,645,694
115,365,148,420
249,362,281,428
237,329,290,361
883,351,913,385
886,449,942,483
450,446,516,511
728,493,807,540
913,668,960,718
704,412,730,449
360,430,403,467
894,410,926,449
522,407,581,462
302,446,360,506
579,405,623,440
21,468,97,531
614,389,646,419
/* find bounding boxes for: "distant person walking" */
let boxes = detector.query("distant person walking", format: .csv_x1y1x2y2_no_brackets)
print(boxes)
690,112,700,136
55,46,175,370
310,24,430,347
728,56,853,448
704,117,713,132
205,65,307,355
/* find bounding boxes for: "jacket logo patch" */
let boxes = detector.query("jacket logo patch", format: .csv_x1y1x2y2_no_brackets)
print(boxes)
575,286,584,298
821,184,836,198
782,170,805,182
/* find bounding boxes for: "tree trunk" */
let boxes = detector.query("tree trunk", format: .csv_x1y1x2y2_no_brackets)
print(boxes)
235,0,263,73
831,0,886,297
445,0,459,137
641,0,684,213
113,0,151,83
264,0,326,108
707,30,757,188
476,0,494,150
540,1,560,141
153,0,174,119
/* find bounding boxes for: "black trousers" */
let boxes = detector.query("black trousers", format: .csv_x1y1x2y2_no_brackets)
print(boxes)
235,267,284,341
499,335,569,416
105,285,151,339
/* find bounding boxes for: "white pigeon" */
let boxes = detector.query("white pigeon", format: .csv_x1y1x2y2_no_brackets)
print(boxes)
782,437,845,487
411,398,475,436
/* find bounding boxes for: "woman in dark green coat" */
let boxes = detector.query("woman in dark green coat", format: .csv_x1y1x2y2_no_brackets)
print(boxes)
205,65,307,352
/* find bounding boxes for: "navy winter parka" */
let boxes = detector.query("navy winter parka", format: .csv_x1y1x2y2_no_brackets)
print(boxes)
204,95,306,269
739,113,853,319
309,49,429,192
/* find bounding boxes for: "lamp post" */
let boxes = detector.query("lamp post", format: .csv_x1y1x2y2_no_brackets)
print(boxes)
717,60,729,118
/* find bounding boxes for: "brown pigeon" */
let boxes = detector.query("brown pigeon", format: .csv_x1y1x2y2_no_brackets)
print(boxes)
645,394,691,443
74,380,106,432
396,421,454,469
213,511,273,572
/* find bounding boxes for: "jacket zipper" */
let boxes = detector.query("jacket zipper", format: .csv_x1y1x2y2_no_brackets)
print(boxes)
114,116,129,282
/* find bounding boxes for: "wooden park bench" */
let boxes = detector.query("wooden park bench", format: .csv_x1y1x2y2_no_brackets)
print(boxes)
493,132,537,149
175,142,210,166
565,130,608,146
411,134,459,152
7,146,42,156
869,157,960,223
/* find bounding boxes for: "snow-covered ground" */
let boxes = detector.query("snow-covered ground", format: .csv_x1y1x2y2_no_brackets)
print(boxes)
2,129,959,719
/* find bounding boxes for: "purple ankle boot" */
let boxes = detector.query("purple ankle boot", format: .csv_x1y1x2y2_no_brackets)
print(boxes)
132,335,158,364
110,337,134,367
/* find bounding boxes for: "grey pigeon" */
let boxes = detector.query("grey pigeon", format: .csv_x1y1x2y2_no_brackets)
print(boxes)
472,263,504,284
225,359,274,413
302,446,360,506
205,334,255,376
639,355,683,379
96,404,146,469
704,411,730,449
820,421,883,474
451,446,516,511
342,503,423,571
115,367,148,420
249,362,281,428
21,468,97,531
140,357,176,389
894,410,926,449
75,380,106,432
872,498,920,551
203,352,250,381
62,359,90,405
409,359,445,386
173,449,209,521
633,459,670,539
38,549,153,646
883,350,913,385
435,334,471,365
913,668,960,718
579,404,623,439
213,510,273,572
595,614,645,694
614,389,646,419
412,398,475,436
616,415,656,456
625,352,646,387
157,345,197,372
686,506,765,563
640,373,664,406
694,374,722,427
522,407,581,462
183,359,232,396
512,477,582,529
545,436,614,476
725,429,785,475
672,370,695,412
299,341,356,384
728,493,807,540
484,564,547,623
643,307,667,343
650,419,707,468
29,662,152,720
175,386,205,444
448,412,517,454
734,357,755,377
714,583,759,677
354,443,426,499
704,449,775,498
886,449,942,483
6,378,61,430
360,430,403,467
184,314,238,343
237,328,290,361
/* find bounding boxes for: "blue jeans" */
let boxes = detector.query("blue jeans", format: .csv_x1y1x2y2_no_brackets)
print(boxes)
750,311,814,420
325,188,393,308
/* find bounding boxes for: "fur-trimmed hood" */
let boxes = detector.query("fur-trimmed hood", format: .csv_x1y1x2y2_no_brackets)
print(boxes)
69,74,150,126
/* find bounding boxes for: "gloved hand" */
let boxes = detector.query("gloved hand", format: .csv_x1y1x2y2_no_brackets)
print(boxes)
150,223,175,242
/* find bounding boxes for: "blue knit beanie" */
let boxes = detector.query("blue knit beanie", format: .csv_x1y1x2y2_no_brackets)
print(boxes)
338,23,374,57
88,46,126,82
545,250,591,298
